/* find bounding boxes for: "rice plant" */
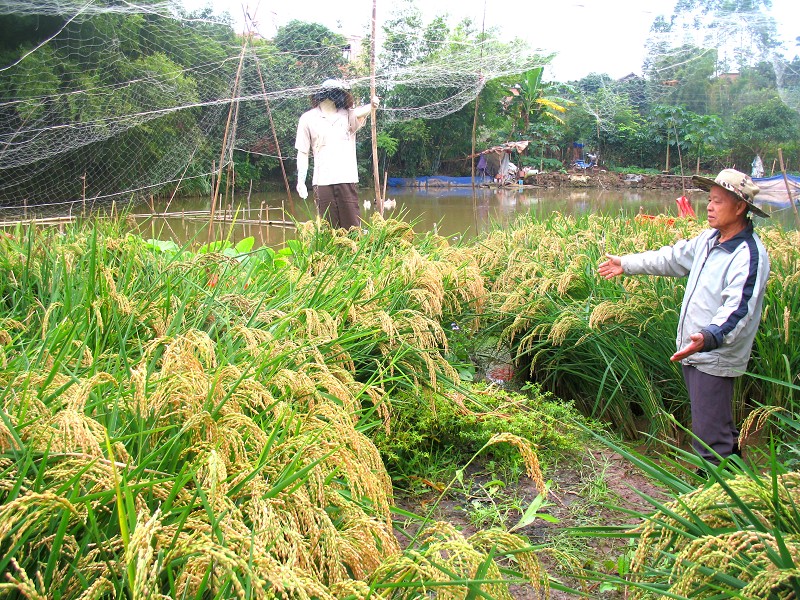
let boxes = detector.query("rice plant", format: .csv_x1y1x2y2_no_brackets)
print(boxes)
572,397,800,599
475,213,799,440
0,214,549,598
2,209,796,598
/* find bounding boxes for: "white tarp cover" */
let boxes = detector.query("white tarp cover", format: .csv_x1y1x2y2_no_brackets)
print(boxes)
753,174,800,205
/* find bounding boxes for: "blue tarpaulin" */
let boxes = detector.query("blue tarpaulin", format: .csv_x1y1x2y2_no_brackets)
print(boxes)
388,175,491,188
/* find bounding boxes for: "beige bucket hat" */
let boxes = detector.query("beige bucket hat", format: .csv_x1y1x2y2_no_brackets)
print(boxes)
692,168,769,218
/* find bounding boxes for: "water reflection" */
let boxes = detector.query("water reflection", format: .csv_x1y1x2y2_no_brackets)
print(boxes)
137,184,796,249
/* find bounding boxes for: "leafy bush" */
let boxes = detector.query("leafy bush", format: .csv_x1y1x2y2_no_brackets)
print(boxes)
374,381,595,483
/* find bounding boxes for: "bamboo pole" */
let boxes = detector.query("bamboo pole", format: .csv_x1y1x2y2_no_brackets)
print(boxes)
471,90,479,190
370,0,382,216
208,33,248,245
470,0,486,234
673,123,687,199
252,52,294,214
778,148,800,227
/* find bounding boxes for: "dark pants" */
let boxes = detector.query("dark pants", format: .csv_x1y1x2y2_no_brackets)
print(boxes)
314,183,361,229
682,364,738,464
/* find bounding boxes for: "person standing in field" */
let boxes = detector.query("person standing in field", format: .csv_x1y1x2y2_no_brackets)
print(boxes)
598,168,770,466
295,79,379,229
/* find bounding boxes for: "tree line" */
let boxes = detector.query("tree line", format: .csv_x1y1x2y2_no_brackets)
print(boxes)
1,0,798,207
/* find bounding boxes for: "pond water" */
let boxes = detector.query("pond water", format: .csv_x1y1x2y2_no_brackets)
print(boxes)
138,184,797,248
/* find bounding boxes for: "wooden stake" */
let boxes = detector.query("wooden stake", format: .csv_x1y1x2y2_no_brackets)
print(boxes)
209,33,248,245
471,0,486,191
370,0,382,216
252,51,294,214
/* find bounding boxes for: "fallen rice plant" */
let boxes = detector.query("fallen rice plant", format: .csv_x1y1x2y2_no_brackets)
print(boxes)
0,216,547,598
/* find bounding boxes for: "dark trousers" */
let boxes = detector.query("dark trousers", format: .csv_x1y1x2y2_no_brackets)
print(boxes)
314,183,361,229
682,364,738,464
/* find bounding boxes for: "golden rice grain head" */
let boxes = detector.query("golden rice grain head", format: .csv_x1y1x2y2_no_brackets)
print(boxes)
371,213,416,242
483,432,546,495
45,409,107,457
784,305,791,345
167,537,261,599
71,339,95,368
196,448,230,504
669,530,798,598
328,580,372,600
227,378,277,414
498,290,527,314
41,301,63,340
0,416,17,452
547,312,583,347
408,288,443,319
309,251,338,275
100,266,133,316
629,472,800,574
4,558,47,600
367,309,398,341
741,565,800,599
269,368,317,401
331,235,358,253
0,492,81,549
125,508,166,599
468,529,547,598
556,269,582,296
217,293,257,317
299,308,339,341
252,309,287,327
161,329,217,374
63,372,116,413
740,406,786,445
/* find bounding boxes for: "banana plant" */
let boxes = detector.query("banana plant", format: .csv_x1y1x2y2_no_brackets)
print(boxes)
510,67,573,134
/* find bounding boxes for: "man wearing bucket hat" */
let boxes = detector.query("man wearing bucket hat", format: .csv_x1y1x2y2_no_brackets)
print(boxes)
598,168,770,469
295,78,379,229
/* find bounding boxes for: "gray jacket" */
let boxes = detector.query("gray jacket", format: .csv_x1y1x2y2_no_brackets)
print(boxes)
621,222,770,377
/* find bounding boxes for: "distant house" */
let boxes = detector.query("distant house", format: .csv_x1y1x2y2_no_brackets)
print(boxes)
716,72,740,82
617,73,640,83
344,34,364,61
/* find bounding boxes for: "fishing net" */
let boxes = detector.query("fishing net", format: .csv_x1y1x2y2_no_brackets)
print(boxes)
642,1,796,104
563,0,798,174
0,0,542,219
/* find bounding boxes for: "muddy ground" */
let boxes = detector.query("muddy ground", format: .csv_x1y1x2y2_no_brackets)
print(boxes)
520,171,694,192
393,437,669,598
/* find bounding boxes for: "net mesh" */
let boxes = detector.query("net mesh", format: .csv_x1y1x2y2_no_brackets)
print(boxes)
0,0,541,218
1,0,797,220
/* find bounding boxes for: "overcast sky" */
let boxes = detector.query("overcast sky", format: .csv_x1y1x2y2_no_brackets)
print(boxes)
189,0,798,81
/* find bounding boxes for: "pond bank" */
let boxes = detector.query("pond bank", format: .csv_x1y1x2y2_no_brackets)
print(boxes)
520,171,694,190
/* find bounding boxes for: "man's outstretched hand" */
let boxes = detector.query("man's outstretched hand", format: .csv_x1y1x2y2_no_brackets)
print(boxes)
296,182,308,199
598,254,624,279
671,332,705,362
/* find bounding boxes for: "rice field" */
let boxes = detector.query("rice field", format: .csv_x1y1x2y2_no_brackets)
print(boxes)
0,211,798,598
476,213,800,440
